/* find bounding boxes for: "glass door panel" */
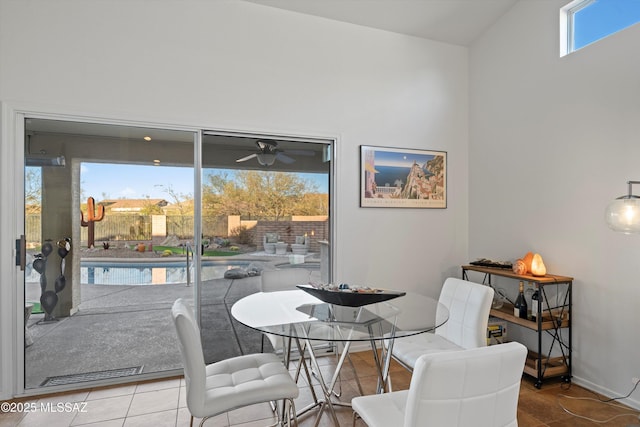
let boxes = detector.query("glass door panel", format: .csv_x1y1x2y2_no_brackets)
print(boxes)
24,118,197,389
199,132,331,361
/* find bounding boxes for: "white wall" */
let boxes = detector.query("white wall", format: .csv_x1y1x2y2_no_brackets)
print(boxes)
0,0,468,398
470,0,640,408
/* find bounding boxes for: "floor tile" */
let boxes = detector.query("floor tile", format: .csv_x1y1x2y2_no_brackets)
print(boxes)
86,385,136,401
227,402,275,425
177,407,228,427
70,395,133,426
134,378,181,394
122,409,177,427
126,388,179,417
4,351,639,427
72,419,124,427
18,404,80,427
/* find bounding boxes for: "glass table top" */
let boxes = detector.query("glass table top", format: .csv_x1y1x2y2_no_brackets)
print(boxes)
231,289,448,342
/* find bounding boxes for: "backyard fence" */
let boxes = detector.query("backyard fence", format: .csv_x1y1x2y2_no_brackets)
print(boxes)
27,214,230,246
26,214,328,250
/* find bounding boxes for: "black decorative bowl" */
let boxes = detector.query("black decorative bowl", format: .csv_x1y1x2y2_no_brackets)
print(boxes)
296,284,406,307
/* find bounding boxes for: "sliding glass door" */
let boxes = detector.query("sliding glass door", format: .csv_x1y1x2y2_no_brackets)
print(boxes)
198,132,332,360
20,118,333,392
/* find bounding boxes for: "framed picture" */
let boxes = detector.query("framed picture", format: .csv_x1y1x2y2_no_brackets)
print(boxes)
360,145,447,208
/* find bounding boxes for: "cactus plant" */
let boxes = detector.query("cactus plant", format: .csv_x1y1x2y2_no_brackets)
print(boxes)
80,197,105,248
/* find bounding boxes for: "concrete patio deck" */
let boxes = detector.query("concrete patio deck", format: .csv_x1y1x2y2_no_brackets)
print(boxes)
24,254,321,391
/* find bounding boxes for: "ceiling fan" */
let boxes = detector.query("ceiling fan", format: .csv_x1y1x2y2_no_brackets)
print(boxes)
235,139,314,166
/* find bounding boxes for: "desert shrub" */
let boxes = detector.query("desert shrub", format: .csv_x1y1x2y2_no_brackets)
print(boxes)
230,225,253,244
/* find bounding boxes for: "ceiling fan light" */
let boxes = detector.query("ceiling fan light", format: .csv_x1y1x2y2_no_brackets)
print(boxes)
257,153,276,166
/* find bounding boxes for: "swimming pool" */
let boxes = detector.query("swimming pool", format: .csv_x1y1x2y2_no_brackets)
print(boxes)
80,260,252,285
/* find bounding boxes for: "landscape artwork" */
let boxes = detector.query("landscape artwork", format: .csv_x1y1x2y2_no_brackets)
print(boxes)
360,145,446,208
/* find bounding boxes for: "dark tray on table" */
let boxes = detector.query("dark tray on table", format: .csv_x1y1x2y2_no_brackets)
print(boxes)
296,284,406,307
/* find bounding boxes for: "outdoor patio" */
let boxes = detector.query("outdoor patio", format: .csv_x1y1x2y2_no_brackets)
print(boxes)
24,252,321,390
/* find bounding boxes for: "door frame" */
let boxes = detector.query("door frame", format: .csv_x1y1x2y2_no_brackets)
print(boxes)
3,106,203,398
0,103,337,399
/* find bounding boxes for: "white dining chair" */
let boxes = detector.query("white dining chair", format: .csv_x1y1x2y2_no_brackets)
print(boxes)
260,268,313,356
171,298,299,427
352,341,527,427
390,277,494,371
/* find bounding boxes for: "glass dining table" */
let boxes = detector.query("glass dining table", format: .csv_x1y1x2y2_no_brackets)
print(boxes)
231,289,448,426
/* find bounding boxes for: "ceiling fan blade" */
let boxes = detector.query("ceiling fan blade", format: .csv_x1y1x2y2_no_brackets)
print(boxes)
236,153,258,163
276,153,296,164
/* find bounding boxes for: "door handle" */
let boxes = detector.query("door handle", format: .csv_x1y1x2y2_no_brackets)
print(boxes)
16,235,26,271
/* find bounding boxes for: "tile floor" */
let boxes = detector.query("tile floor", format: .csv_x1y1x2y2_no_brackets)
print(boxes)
2,350,639,427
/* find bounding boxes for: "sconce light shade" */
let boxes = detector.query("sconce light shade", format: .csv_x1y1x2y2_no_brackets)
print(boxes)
605,181,640,234
605,196,640,233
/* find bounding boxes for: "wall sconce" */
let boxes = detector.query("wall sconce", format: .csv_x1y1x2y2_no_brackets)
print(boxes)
605,180,640,233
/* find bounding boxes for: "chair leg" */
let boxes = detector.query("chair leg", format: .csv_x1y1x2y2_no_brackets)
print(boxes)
352,410,360,427
286,397,298,427
270,398,297,427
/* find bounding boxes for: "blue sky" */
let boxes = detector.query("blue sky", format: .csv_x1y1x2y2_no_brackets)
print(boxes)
374,150,436,168
573,0,640,50
80,163,328,201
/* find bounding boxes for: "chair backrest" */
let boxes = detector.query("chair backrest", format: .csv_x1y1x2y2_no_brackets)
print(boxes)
404,342,527,427
435,277,494,348
293,235,309,246
171,298,207,416
264,232,279,244
261,268,312,292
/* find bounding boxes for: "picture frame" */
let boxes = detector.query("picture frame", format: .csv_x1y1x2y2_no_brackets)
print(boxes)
360,145,447,208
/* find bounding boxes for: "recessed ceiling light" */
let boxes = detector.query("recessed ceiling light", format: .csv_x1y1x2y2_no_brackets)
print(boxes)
144,136,152,141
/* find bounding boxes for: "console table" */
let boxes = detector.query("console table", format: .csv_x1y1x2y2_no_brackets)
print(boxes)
462,265,573,388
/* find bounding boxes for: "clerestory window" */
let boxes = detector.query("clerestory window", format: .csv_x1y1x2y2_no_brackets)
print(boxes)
561,0,640,56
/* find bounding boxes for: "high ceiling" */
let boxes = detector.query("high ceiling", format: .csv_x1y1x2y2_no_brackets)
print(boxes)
244,0,519,46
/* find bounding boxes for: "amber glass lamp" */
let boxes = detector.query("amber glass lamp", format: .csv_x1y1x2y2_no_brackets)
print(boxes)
605,181,640,234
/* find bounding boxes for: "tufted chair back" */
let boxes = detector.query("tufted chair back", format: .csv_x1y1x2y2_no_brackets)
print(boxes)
171,298,207,417
405,342,527,427
435,277,494,349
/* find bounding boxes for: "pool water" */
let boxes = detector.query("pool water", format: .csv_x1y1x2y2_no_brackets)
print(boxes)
79,260,251,285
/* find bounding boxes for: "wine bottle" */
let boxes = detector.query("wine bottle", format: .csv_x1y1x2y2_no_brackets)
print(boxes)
524,282,534,319
531,288,540,322
513,281,528,319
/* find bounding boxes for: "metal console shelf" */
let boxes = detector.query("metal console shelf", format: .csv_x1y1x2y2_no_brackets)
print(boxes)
462,265,573,388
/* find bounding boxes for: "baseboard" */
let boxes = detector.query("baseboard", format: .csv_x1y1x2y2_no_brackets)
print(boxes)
572,375,640,411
